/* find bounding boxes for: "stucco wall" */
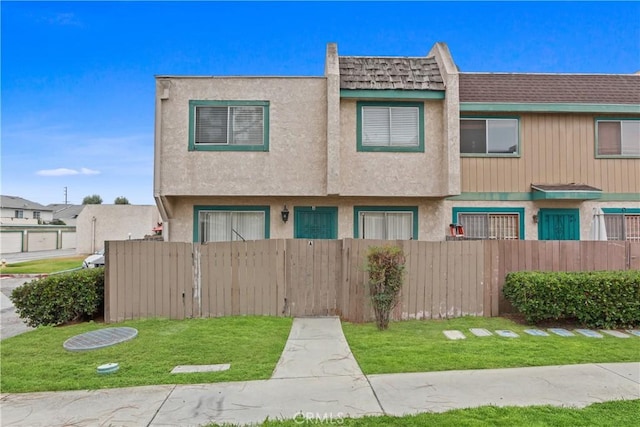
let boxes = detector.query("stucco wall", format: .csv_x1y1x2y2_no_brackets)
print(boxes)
76,205,161,254
338,99,453,197
444,200,640,240
155,77,328,198
164,196,449,243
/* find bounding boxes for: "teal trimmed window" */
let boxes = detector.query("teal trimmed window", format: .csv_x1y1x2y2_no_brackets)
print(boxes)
595,118,640,158
357,101,424,152
460,117,520,156
193,206,270,243
188,100,269,151
354,206,418,240
602,208,640,241
452,207,524,240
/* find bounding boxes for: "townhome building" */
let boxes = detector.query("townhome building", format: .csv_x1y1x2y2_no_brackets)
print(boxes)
154,43,639,243
447,72,640,240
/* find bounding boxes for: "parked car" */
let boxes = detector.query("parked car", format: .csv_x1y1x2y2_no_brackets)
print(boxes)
82,249,105,268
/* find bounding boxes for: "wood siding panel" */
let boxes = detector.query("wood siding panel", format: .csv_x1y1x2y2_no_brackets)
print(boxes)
461,114,640,193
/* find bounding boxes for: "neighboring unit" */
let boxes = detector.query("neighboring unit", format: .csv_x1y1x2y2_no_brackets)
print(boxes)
0,195,53,225
154,43,640,243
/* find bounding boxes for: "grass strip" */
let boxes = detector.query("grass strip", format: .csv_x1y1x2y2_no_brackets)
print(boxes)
0,316,292,393
342,317,640,374
0,256,86,274
210,399,640,426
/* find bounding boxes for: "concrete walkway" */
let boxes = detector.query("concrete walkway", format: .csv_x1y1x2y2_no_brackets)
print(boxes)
1,318,639,426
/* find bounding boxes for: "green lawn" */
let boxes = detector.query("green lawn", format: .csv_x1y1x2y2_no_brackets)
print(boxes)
0,256,86,274
342,317,640,375
0,316,292,393
210,400,640,427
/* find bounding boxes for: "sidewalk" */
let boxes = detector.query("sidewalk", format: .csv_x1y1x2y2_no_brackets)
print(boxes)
1,318,639,426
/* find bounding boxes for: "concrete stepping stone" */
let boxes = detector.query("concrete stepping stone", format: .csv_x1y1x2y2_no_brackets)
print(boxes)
600,330,631,338
524,329,549,337
443,330,466,340
469,328,493,337
626,330,640,337
495,330,519,338
575,329,603,338
548,328,575,337
171,364,230,374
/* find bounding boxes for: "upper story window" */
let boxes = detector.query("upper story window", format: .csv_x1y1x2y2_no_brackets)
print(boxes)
596,119,640,157
354,207,418,240
194,206,270,243
357,101,424,152
460,118,519,156
14,210,23,219
33,211,41,220
188,101,269,151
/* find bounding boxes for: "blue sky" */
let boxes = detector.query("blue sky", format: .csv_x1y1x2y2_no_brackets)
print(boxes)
2,1,639,206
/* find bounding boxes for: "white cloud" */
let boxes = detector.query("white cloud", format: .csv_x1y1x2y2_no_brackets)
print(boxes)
80,167,100,175
36,167,101,177
36,168,79,176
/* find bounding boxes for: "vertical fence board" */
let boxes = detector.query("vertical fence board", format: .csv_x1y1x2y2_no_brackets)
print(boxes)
105,239,637,323
429,242,441,319
276,240,286,316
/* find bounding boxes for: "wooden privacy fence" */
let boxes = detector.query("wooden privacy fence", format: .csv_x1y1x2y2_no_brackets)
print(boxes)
105,239,640,323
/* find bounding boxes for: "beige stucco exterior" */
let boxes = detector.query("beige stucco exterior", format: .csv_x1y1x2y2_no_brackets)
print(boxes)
154,42,638,243
165,196,449,242
76,205,161,254
445,200,640,241
154,42,461,242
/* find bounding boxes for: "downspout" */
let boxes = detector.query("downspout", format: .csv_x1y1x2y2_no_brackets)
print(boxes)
154,78,171,241
91,216,96,253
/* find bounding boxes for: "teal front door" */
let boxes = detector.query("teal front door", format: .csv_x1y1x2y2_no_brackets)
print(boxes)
538,208,580,240
294,207,338,239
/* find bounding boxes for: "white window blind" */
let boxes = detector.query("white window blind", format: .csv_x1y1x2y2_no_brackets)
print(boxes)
195,106,264,145
362,107,419,147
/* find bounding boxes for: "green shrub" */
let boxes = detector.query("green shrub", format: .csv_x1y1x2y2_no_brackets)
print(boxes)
503,270,640,328
366,245,406,330
10,268,105,327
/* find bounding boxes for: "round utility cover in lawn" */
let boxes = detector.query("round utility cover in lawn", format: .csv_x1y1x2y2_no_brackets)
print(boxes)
63,327,138,352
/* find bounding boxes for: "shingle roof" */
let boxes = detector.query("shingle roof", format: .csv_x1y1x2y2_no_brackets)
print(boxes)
339,56,445,90
47,204,85,219
459,73,640,104
0,195,52,211
531,184,602,192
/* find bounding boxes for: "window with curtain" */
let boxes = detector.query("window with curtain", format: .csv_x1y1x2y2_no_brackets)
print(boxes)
358,211,414,240
460,118,519,155
604,214,640,241
458,213,520,239
597,120,640,157
199,211,266,243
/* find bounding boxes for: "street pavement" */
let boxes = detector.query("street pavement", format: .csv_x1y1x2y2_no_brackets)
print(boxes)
0,248,79,264
0,277,35,340
1,317,639,426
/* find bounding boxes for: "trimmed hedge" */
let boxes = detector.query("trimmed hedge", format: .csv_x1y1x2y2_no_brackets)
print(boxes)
503,270,640,329
11,268,105,327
